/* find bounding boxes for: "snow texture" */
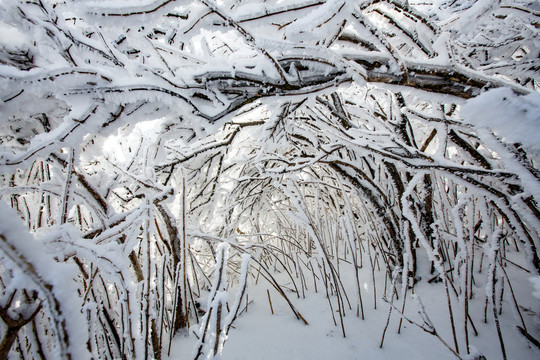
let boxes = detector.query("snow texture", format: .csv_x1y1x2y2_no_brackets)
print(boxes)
531,276,540,300
462,88,540,151
0,201,90,359
1,1,539,359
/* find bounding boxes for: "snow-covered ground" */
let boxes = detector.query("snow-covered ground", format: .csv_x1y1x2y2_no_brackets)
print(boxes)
168,257,540,360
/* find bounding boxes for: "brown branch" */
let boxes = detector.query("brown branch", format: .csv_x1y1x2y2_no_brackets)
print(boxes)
0,299,42,359
238,1,326,23
95,0,178,16
448,129,492,170
0,234,74,359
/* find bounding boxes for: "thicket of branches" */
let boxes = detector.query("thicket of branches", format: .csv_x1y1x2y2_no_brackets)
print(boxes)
0,0,539,359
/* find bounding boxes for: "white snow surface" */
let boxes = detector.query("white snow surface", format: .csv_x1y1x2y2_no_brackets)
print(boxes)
462,88,540,151
0,21,29,49
531,276,540,300
0,201,90,359
167,256,540,360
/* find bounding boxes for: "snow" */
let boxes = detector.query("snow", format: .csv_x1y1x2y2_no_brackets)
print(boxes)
286,0,344,34
1,0,540,359
0,22,29,49
169,267,455,360
462,88,540,152
531,276,540,299
0,202,91,359
462,87,540,202
84,0,159,8
166,247,540,360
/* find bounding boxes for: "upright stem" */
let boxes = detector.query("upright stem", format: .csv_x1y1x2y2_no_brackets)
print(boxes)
60,148,75,224
492,258,507,360
182,175,189,330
